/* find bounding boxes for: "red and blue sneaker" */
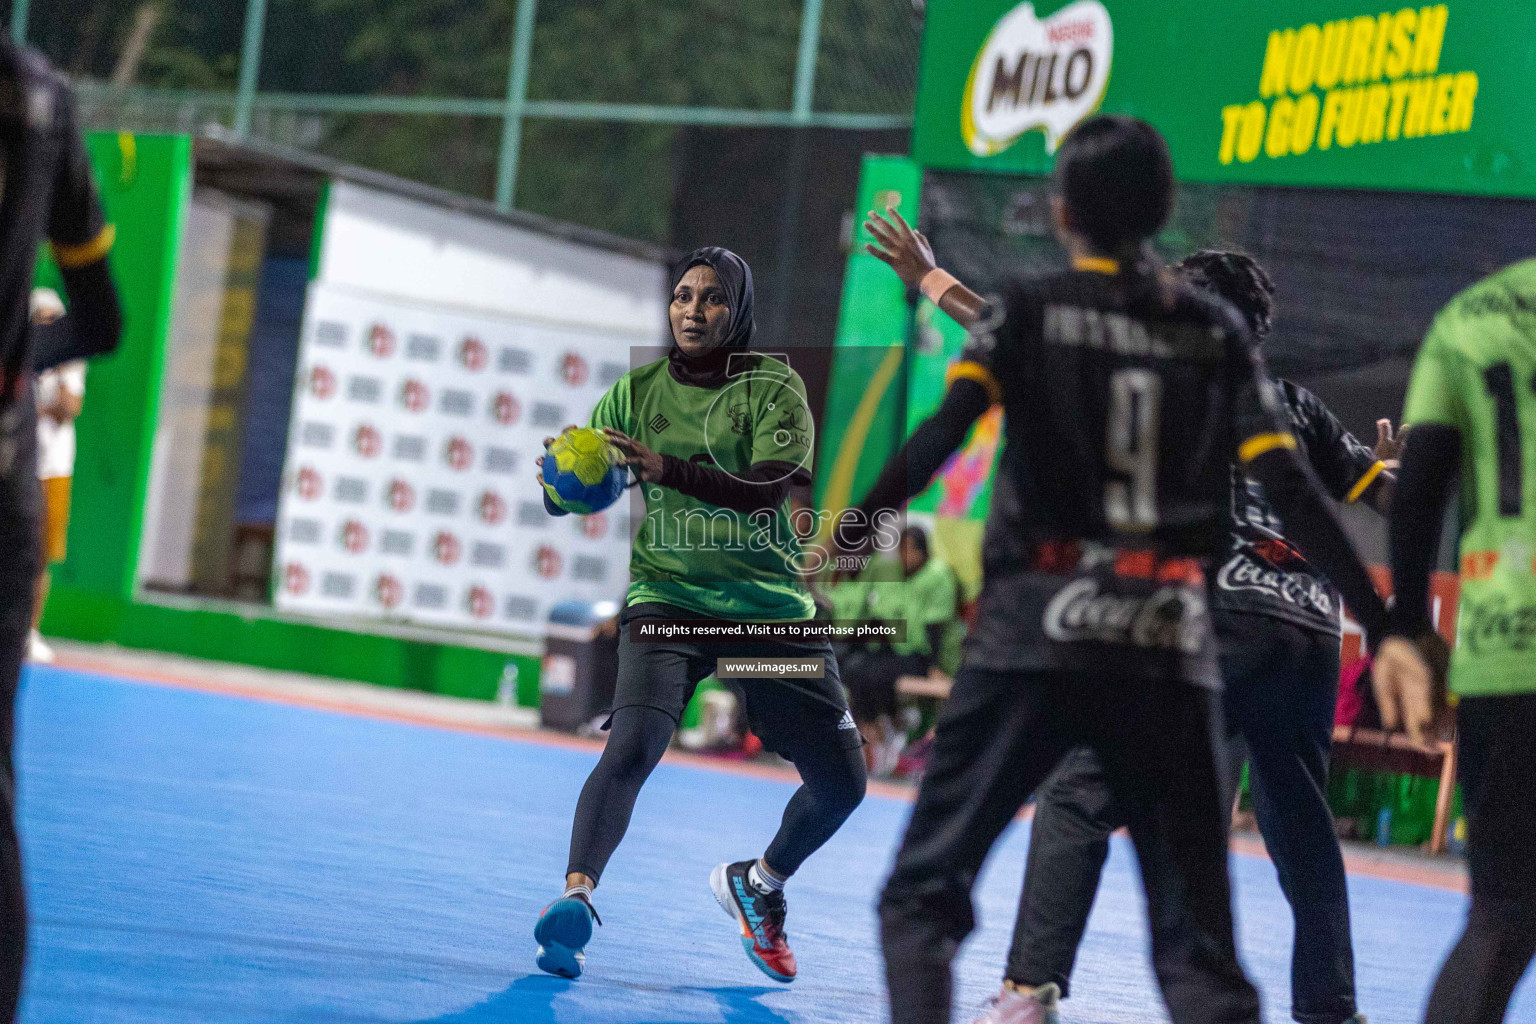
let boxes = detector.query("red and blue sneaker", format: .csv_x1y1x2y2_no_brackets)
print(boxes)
710,861,797,983
534,891,600,979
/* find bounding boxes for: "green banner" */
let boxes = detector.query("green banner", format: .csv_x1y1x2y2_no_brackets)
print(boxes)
913,0,1536,198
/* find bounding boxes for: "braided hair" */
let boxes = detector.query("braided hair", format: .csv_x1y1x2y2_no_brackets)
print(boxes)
1176,249,1276,341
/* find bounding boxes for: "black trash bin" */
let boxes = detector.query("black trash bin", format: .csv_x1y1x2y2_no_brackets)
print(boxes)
540,600,620,732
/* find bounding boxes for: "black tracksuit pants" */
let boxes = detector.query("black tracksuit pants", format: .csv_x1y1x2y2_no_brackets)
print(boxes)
1005,614,1354,1024
879,664,1259,1024
0,389,39,1023
1425,693,1536,1024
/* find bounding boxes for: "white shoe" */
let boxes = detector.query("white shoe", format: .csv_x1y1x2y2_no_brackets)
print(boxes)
970,983,1060,1024
26,631,54,663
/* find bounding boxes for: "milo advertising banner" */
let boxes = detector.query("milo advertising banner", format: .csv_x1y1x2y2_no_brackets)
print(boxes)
914,0,1536,199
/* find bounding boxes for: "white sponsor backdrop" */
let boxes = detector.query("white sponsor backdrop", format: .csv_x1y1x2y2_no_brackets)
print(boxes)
272,282,638,634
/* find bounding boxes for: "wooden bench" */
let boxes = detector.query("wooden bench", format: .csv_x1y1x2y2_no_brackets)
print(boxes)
1330,723,1458,854
897,671,1460,854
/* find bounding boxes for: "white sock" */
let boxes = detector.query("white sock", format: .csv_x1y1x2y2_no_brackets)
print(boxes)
563,883,593,902
747,860,785,894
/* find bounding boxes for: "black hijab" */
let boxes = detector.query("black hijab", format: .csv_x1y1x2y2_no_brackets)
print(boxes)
667,246,755,388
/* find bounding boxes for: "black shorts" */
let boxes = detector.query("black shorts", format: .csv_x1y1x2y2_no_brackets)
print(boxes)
612,603,862,760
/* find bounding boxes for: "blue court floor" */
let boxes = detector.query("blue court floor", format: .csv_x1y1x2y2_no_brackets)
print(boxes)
13,664,1534,1024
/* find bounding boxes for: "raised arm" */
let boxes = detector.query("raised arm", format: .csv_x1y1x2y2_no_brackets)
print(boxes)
863,208,991,329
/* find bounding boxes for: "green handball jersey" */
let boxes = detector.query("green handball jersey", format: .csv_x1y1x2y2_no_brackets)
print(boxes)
590,353,816,621
1404,258,1536,697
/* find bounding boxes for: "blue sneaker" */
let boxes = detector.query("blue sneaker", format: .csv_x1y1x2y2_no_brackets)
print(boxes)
534,893,600,979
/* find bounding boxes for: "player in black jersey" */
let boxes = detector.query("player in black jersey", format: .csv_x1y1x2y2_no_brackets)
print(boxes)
0,42,122,1024
955,253,1393,1024
838,116,1388,1024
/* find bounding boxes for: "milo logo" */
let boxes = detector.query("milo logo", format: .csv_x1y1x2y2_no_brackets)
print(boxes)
962,0,1113,157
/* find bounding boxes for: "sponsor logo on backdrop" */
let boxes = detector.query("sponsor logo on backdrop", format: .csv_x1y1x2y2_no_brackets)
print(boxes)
445,436,474,471
560,352,590,387
440,388,474,416
499,347,532,374
308,365,338,399
478,490,508,525
340,519,371,554
433,531,463,566
1042,578,1206,654
347,376,382,403
459,335,489,372
493,391,522,425
284,562,311,596
334,476,368,503
580,512,607,540
386,478,416,513
366,323,397,358
316,321,347,348
1218,5,1474,167
399,378,431,412
296,466,323,500
961,0,1113,157
535,545,563,580
427,489,461,515
466,585,495,619
394,435,427,461
375,573,404,609
353,423,383,458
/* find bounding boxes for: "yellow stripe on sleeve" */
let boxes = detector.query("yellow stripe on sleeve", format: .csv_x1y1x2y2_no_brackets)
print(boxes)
1237,431,1298,462
1344,460,1387,504
946,360,1003,406
52,224,116,269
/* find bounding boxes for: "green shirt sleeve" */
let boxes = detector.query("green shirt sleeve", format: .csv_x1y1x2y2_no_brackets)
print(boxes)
1403,325,1466,430
751,365,814,479
589,375,632,434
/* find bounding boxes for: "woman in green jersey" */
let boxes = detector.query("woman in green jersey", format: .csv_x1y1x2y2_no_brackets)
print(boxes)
532,247,866,985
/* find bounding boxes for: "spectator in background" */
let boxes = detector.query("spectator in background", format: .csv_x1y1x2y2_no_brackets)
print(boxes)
836,525,959,776
28,289,83,665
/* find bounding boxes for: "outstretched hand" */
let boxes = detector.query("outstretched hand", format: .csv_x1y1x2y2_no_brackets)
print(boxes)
602,428,665,483
1371,633,1450,745
1374,419,1408,466
534,424,579,487
864,206,938,290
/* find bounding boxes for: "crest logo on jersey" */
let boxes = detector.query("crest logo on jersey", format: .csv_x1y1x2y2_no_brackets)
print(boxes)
492,391,522,425
365,323,397,358
649,413,670,434
1042,577,1206,654
560,352,590,387
399,378,430,413
459,335,489,372
308,365,338,399
962,1,1113,157
374,573,404,610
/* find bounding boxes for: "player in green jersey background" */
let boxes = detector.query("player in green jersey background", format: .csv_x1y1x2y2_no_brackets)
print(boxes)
1376,258,1536,1024
532,247,866,986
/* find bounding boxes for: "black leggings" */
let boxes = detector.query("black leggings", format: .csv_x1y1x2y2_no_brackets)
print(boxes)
1425,694,1536,1024
567,704,866,883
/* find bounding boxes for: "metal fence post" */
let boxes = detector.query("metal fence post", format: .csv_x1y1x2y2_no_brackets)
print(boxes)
10,0,29,45
234,0,270,136
495,0,539,212
792,0,826,123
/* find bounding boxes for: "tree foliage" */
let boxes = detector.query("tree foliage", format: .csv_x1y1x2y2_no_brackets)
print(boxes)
23,0,917,242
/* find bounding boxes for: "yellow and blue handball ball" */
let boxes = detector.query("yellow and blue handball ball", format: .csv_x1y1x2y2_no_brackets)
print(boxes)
542,427,626,514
